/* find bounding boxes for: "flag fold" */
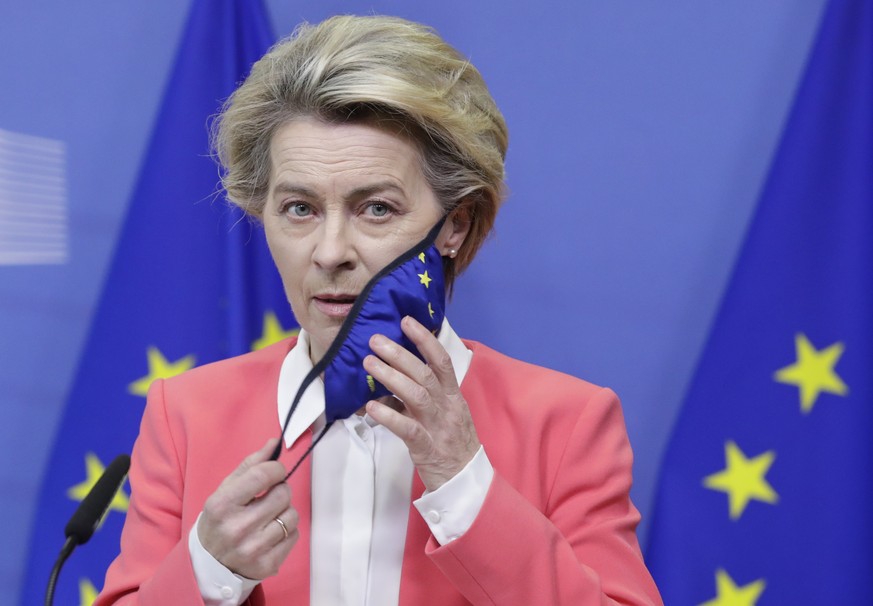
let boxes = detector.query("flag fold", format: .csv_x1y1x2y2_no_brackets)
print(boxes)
21,2,287,604
647,0,873,603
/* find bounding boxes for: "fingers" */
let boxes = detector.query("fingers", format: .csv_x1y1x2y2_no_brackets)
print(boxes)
231,438,281,480
221,438,288,504
199,440,298,579
205,447,290,533
369,317,456,387
255,517,299,576
221,482,293,549
229,438,282,479
363,317,481,492
248,481,292,530
266,506,301,548
365,398,426,446
363,328,437,452
364,317,461,424
220,503,299,578
364,350,435,423
400,316,460,393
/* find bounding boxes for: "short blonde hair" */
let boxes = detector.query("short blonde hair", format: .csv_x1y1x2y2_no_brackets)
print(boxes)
213,15,508,287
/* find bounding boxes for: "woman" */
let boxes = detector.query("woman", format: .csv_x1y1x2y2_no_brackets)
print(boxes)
96,15,662,606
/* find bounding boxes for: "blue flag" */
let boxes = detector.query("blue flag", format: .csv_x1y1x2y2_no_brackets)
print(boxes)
646,0,873,603
20,2,289,604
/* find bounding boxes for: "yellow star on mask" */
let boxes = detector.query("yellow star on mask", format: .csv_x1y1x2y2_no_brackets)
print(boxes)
418,270,432,288
703,441,778,520
418,252,426,263
774,333,848,413
700,569,765,606
428,302,435,319
128,346,195,396
67,452,129,514
79,577,98,606
252,311,298,351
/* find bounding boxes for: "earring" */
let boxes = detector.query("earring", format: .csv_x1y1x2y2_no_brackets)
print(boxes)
447,248,458,259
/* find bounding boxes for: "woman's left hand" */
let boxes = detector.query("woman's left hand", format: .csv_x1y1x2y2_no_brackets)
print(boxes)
363,316,480,492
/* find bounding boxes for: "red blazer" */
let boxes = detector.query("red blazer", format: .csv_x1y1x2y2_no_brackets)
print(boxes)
96,337,662,605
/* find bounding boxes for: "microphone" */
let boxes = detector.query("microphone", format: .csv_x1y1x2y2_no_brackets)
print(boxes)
64,454,131,545
45,454,131,606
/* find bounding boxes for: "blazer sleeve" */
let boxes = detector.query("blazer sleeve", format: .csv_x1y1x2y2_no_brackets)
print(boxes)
424,388,663,605
94,379,207,606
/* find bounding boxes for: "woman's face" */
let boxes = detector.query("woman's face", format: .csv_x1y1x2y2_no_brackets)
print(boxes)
264,117,467,361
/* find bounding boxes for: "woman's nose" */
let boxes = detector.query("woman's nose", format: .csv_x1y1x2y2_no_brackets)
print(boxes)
311,216,356,271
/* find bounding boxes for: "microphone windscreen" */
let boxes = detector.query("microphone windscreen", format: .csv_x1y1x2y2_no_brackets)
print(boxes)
64,454,130,545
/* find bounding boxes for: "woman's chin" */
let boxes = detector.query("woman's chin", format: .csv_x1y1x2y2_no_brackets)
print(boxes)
307,324,344,362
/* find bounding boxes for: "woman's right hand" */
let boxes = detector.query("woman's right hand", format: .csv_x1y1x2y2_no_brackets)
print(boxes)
197,438,298,579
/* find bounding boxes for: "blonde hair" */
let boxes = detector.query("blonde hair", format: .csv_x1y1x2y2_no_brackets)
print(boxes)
213,15,508,287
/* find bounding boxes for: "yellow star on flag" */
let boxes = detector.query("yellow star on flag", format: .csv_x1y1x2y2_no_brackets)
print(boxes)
774,333,848,413
366,374,376,393
703,441,778,520
128,346,195,396
67,452,129,514
418,270,432,288
428,302,435,319
418,252,426,263
700,568,765,606
252,310,298,351
79,577,98,606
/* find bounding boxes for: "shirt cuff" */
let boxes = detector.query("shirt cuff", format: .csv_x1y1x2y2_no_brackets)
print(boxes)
413,446,494,545
188,512,260,606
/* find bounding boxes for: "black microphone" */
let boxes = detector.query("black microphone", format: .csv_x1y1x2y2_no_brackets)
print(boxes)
64,454,131,545
45,454,131,606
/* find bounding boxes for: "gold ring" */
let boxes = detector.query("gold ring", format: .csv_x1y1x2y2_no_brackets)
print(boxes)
274,517,289,540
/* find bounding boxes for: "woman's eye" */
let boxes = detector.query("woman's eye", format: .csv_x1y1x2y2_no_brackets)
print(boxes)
287,203,311,217
367,202,390,217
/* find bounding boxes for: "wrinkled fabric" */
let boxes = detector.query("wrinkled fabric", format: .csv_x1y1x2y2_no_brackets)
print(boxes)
323,242,446,422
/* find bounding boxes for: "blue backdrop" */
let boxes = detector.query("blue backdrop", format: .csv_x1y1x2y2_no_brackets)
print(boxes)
0,1,827,603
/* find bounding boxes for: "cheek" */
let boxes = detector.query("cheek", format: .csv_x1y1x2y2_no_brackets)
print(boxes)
265,231,306,291
273,251,304,288
357,239,411,276
274,257,308,322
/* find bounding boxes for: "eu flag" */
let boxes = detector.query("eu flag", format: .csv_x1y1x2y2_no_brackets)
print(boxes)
20,1,290,604
646,0,873,603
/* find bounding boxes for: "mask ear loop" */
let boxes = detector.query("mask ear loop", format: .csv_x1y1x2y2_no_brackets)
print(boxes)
271,215,449,481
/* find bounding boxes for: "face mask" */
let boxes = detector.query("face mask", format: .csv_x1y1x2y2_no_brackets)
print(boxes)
271,216,448,470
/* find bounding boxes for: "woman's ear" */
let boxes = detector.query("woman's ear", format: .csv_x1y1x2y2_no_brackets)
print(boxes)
439,201,472,257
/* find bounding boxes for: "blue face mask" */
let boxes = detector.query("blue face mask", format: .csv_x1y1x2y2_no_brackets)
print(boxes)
322,237,446,421
271,217,448,470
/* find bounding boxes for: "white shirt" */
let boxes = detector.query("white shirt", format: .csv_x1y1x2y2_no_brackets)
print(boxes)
188,319,494,605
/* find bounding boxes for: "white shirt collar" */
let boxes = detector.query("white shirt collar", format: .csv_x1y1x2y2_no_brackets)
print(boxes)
276,318,472,448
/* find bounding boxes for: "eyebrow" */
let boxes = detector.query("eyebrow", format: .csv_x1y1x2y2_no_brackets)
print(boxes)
271,182,318,198
347,181,407,199
271,180,407,200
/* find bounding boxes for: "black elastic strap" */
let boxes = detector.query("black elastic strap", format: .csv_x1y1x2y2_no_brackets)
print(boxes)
281,421,334,481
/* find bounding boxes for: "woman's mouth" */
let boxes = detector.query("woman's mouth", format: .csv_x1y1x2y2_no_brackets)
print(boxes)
313,294,358,318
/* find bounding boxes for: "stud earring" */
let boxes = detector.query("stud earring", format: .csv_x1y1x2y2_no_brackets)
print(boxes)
447,249,458,258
